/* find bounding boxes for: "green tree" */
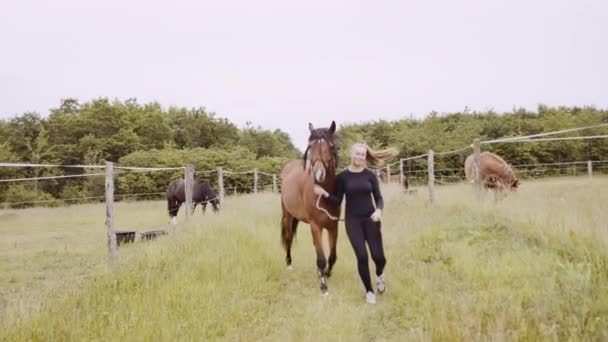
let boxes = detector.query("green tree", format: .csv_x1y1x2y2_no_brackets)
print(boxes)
6,112,44,162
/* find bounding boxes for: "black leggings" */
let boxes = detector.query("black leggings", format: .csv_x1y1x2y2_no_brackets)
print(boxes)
345,216,387,293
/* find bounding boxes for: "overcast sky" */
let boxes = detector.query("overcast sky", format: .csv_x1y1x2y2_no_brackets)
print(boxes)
1,0,606,150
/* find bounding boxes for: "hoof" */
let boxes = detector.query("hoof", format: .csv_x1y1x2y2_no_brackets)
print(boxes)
321,291,329,298
320,280,328,293
286,265,293,271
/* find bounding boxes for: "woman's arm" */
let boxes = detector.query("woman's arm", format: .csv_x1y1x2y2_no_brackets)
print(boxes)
314,174,344,206
370,171,384,210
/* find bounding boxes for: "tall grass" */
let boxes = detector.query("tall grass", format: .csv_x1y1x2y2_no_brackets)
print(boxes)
1,177,607,341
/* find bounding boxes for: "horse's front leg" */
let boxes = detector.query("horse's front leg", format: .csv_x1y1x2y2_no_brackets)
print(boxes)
326,224,338,277
311,224,328,295
169,200,179,225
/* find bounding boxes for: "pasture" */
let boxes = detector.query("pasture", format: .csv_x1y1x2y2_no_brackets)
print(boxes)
1,177,608,341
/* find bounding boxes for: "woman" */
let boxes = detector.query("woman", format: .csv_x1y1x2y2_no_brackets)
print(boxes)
314,141,397,304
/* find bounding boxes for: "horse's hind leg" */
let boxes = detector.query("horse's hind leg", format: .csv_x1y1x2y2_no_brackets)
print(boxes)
281,209,298,269
326,226,338,277
311,224,328,295
280,202,295,268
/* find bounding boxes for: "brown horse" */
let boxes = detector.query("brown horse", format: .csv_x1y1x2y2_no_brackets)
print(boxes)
464,152,519,191
280,121,340,295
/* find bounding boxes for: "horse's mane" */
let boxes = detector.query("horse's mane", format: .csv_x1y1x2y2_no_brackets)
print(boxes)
193,179,210,185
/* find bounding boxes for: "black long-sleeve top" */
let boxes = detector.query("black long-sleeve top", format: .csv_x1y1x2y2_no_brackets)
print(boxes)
326,168,384,218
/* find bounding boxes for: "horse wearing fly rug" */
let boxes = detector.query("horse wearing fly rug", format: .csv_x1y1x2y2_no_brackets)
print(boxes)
280,121,340,296
167,179,219,224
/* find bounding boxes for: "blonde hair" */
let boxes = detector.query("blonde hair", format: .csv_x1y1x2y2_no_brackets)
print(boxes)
351,141,399,168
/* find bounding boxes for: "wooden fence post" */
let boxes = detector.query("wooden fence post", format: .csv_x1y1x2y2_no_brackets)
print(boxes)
588,160,593,179
399,158,404,189
105,161,117,260
427,150,435,204
184,164,194,220
273,174,278,193
254,169,258,194
385,164,390,184
473,139,482,193
217,167,225,206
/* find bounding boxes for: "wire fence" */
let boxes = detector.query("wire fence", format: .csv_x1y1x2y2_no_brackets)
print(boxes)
377,123,608,204
1,123,607,259
1,158,604,207
0,163,282,208
2,122,608,209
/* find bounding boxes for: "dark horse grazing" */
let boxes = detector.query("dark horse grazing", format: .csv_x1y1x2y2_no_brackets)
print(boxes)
280,121,340,296
167,179,219,224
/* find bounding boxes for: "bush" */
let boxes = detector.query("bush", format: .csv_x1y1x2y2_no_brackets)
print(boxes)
116,147,290,195
58,183,99,205
1,184,60,209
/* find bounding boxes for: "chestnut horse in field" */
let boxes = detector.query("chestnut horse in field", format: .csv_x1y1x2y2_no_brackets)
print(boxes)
464,151,519,192
280,121,340,295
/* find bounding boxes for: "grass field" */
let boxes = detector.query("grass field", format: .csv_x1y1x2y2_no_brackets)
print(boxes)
1,177,608,341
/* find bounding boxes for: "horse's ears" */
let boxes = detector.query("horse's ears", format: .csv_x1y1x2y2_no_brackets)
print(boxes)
309,122,314,132
329,121,336,134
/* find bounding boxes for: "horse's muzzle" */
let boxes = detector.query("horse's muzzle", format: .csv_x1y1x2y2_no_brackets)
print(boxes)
314,167,326,184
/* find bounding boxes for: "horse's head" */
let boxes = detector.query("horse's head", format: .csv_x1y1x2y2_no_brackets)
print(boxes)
196,180,221,212
303,121,338,184
510,178,520,191
486,175,520,192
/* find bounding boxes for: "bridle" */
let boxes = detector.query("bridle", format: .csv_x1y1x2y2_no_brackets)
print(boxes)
303,137,338,173
303,135,342,221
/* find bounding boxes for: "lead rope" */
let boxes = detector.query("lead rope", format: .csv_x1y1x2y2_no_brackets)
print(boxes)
315,195,342,221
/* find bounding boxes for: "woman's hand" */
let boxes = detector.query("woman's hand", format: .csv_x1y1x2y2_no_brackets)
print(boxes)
370,209,382,222
313,185,329,198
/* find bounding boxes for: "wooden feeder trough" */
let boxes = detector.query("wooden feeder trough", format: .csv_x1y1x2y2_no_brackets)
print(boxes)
140,229,168,241
115,230,136,246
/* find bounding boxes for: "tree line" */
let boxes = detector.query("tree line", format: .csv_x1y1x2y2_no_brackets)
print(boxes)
337,106,608,180
0,98,299,207
1,98,607,207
